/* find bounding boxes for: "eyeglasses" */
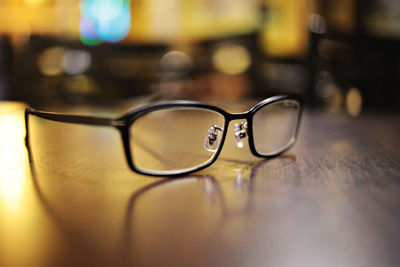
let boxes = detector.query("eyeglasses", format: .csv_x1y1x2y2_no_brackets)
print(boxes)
25,95,302,177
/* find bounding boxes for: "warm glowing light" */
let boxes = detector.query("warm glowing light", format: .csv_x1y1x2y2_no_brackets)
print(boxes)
79,0,131,44
24,0,48,6
346,87,362,117
0,110,27,212
212,44,251,75
260,0,308,57
0,103,52,267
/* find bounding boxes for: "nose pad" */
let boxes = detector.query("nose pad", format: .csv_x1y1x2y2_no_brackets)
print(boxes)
204,125,223,152
234,122,248,148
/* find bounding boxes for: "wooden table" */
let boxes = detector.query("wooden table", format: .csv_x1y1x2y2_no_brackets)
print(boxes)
0,101,399,267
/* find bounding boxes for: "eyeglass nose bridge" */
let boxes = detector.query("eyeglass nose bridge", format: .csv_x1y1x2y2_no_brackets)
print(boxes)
234,122,248,148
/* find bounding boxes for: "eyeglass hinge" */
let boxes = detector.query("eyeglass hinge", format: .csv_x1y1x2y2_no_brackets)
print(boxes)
111,120,126,127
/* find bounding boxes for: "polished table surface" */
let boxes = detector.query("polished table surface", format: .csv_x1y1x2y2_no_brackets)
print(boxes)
0,101,399,267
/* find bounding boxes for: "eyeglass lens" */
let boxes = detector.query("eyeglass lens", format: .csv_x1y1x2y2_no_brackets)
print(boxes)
129,107,225,175
252,100,300,156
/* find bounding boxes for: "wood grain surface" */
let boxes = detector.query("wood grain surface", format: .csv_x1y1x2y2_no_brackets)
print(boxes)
0,101,399,267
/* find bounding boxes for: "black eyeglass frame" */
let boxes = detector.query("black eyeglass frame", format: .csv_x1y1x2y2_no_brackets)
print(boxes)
25,95,302,177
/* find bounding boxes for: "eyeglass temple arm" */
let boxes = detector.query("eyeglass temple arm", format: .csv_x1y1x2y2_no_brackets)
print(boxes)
25,108,119,127
23,107,182,171
24,108,123,161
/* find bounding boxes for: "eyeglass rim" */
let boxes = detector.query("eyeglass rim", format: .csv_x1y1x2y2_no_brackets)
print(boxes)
118,95,302,176
247,98,303,157
25,95,302,177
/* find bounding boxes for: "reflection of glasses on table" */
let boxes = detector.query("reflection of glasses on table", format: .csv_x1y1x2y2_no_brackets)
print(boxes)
25,95,302,177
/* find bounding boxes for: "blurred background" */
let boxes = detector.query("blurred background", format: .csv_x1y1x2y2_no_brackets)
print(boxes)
0,0,399,115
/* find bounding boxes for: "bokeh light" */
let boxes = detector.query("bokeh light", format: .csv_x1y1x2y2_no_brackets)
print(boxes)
160,50,193,76
79,16,102,45
309,14,327,34
346,87,362,117
79,0,131,45
37,47,65,76
62,49,92,75
212,44,251,75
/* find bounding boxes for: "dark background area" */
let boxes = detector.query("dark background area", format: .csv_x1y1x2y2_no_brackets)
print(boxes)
0,0,399,115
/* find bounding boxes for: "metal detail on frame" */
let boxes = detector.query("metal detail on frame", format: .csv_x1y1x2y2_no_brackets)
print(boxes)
204,124,223,152
234,122,248,148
